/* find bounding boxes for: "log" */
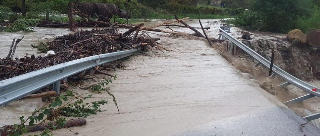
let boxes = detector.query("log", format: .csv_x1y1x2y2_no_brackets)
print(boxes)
37,23,68,28
0,118,87,136
123,23,144,37
68,2,76,31
95,69,115,77
199,20,212,46
269,48,275,76
147,17,189,29
174,15,204,38
162,24,210,30
23,91,58,99
6,38,16,59
141,28,190,35
10,36,24,59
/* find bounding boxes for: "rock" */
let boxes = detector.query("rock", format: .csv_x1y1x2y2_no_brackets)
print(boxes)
287,29,306,44
307,29,320,48
241,32,251,40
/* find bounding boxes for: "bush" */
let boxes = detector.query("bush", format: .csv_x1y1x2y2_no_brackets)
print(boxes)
0,6,12,22
6,18,39,32
233,10,262,30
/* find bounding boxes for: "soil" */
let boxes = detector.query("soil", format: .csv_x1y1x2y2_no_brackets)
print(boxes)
213,27,320,125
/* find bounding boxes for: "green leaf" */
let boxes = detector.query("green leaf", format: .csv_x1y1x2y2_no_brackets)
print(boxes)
60,94,67,101
66,90,74,96
22,127,28,133
51,97,62,107
38,113,44,120
43,109,51,115
29,118,35,126
20,116,25,123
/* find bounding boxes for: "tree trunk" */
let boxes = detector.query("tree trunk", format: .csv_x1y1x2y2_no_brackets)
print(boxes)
46,9,50,22
22,0,26,17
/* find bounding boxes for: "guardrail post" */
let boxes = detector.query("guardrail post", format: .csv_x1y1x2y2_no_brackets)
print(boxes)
53,81,61,94
304,109,320,128
229,42,234,55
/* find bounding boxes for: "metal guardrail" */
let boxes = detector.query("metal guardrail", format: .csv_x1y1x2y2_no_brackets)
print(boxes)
0,49,138,106
219,28,320,121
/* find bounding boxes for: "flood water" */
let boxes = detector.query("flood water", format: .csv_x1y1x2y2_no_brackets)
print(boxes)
0,19,320,136
0,27,73,58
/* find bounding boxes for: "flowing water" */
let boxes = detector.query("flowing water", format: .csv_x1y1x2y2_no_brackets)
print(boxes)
0,20,320,136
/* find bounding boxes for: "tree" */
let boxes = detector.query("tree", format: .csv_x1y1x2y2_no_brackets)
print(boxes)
22,0,26,16
252,0,303,33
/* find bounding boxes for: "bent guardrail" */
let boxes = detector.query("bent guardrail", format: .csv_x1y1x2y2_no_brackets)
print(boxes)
219,28,320,121
0,49,138,106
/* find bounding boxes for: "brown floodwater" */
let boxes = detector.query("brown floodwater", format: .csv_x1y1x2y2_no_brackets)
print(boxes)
0,19,319,136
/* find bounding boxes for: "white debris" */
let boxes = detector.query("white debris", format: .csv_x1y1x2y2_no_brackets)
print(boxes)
45,50,55,57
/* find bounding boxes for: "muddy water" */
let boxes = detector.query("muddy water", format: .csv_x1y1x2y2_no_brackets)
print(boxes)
0,27,74,58
48,20,297,135
0,20,319,135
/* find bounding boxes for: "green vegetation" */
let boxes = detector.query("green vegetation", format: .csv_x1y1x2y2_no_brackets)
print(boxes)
0,0,241,32
6,18,39,32
233,0,320,33
4,90,108,136
32,42,49,53
297,6,320,32
5,76,119,136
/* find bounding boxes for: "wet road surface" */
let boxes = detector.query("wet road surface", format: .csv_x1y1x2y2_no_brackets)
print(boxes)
54,31,320,135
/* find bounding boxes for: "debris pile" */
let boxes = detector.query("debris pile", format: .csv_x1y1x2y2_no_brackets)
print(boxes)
0,24,158,81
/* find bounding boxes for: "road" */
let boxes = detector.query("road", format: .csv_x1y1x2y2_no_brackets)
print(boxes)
53,20,320,135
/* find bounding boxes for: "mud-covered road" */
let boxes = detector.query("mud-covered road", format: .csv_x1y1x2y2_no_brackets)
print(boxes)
1,20,320,136
56,20,320,135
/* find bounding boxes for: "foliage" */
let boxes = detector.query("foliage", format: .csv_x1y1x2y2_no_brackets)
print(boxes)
233,10,262,30
232,0,319,33
221,0,252,9
251,0,302,33
6,18,39,32
4,90,109,136
87,76,119,112
32,42,49,53
0,6,12,21
297,6,320,32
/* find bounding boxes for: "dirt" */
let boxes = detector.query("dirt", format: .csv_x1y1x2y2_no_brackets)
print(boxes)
213,28,320,123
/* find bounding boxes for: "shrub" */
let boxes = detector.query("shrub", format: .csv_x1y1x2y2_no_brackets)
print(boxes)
0,6,12,22
233,10,262,30
6,18,39,32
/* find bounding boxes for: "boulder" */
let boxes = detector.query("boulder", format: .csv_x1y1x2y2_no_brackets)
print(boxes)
77,2,96,20
287,29,306,44
241,31,251,40
94,3,119,21
307,29,320,48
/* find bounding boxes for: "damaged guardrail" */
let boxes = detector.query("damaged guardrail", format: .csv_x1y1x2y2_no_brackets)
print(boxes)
0,49,137,106
219,28,320,121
